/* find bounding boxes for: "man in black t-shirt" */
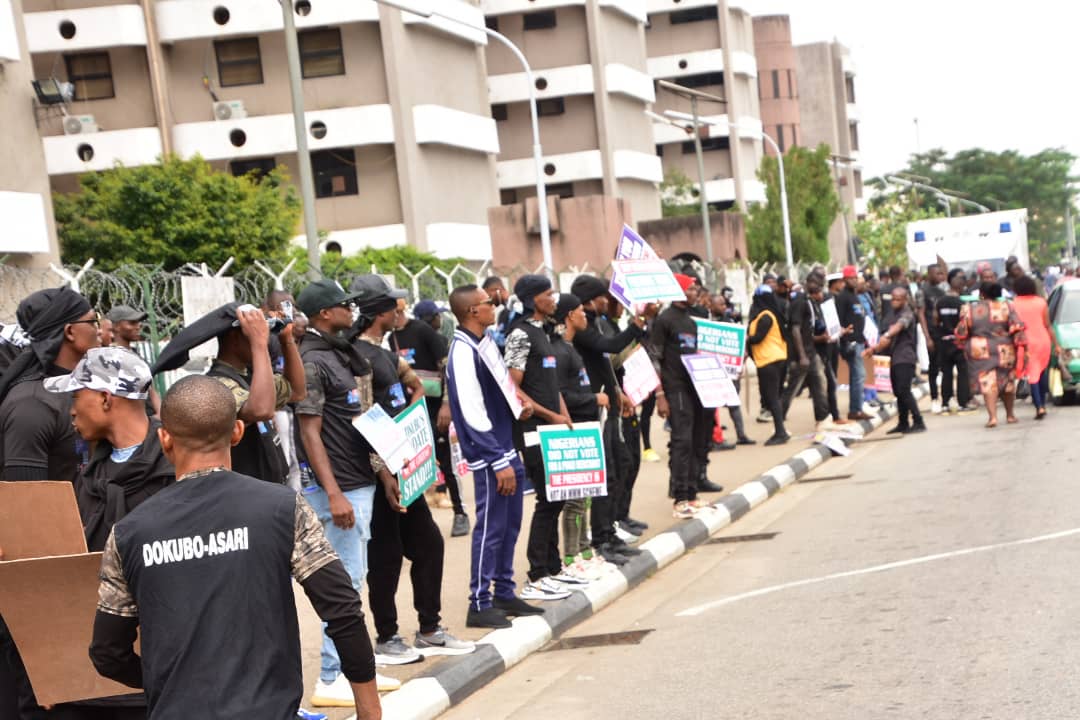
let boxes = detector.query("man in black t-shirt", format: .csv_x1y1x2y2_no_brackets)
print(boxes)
918,265,947,413
391,301,470,536
864,287,925,434
781,273,830,429
88,375,380,720
934,269,973,412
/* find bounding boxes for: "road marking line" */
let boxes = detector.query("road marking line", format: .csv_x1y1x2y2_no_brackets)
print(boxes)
675,526,1080,617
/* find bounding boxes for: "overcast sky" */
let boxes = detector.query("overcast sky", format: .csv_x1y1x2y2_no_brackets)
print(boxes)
743,0,1080,182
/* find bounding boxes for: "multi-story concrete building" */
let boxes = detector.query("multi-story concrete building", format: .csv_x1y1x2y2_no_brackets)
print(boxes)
1,0,58,268
795,39,865,262
645,0,764,212
12,0,500,261
751,14,799,158
483,0,662,223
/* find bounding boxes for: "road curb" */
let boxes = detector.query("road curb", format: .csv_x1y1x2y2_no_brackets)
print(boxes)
373,385,929,720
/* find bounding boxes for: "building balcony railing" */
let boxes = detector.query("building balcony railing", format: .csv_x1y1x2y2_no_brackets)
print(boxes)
491,62,655,105
691,177,765,204
42,126,163,176
155,0,376,43
483,0,644,22
292,222,493,261
413,105,500,155
170,104,394,162
496,148,660,189
23,5,147,54
647,48,723,80
645,0,715,15
846,103,859,123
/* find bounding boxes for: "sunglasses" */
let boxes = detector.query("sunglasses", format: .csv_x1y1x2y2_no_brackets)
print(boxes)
335,301,357,310
68,312,102,328
471,298,496,309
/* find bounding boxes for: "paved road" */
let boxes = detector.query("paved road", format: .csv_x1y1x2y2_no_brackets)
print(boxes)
441,402,1080,720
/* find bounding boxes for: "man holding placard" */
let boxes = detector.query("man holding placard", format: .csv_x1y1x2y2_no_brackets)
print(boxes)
647,274,719,520
349,275,475,667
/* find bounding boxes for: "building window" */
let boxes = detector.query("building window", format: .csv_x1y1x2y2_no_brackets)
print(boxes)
299,28,345,79
787,69,795,98
681,136,730,154
846,76,856,103
771,69,780,99
230,157,276,179
491,103,508,122
655,144,664,157
500,189,517,205
850,122,860,151
669,6,718,24
676,72,724,90
64,52,114,100
776,125,785,153
523,10,556,30
312,149,357,198
536,98,565,117
215,38,263,87
546,183,574,198
485,16,498,31
790,124,798,148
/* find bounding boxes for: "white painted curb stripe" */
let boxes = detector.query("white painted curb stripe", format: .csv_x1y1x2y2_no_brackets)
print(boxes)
763,463,796,488
375,677,450,720
476,615,551,668
733,480,769,508
641,531,686,570
795,448,824,472
697,503,732,534
582,567,629,612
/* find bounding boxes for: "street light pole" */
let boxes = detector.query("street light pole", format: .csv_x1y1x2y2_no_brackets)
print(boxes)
758,131,794,274
372,0,553,278
280,0,322,280
689,96,713,266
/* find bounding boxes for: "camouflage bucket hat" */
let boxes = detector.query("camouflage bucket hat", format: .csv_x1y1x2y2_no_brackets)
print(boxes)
44,346,153,400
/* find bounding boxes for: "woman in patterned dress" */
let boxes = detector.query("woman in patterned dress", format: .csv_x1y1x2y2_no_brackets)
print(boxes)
955,282,1027,428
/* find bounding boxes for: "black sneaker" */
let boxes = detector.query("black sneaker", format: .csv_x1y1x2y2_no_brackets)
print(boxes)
736,437,757,446
493,596,545,617
904,421,927,434
467,606,512,629
763,433,790,446
597,543,629,566
621,517,649,532
451,513,470,537
886,424,909,435
610,539,642,556
698,479,725,492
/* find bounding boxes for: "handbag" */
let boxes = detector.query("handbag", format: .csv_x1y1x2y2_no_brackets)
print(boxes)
1016,379,1031,400
1050,367,1064,398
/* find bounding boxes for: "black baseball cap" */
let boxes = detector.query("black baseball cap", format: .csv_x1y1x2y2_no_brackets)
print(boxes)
349,275,407,307
106,305,148,323
297,279,361,317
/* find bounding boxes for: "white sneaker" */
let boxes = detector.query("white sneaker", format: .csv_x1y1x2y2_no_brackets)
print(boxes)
614,523,640,544
572,557,605,581
815,419,834,432
931,400,943,414
552,566,590,586
377,673,401,693
312,674,361,707
520,576,572,600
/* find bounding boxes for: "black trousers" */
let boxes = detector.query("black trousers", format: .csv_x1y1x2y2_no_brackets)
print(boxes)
757,361,787,436
591,414,626,547
927,337,941,400
891,362,922,427
367,482,444,641
618,414,641,521
781,354,830,423
666,386,708,503
523,444,564,581
639,394,656,451
938,344,971,408
426,399,464,515
817,345,842,421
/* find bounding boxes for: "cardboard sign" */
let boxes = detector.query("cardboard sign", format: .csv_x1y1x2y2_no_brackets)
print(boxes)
537,422,607,502
873,355,893,393
353,404,411,474
448,422,469,479
681,353,741,407
621,346,661,406
863,315,880,349
821,298,842,340
609,259,687,309
693,318,746,378
477,334,526,419
0,481,86,559
393,399,437,507
615,224,659,260
180,276,236,360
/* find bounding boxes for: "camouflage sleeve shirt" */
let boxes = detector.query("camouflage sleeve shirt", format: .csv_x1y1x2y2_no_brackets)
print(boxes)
96,498,340,617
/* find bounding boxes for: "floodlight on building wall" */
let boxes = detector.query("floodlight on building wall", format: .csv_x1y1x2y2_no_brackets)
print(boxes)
32,78,73,105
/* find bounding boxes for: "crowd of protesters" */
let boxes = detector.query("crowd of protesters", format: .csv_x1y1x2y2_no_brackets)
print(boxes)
0,252,1065,720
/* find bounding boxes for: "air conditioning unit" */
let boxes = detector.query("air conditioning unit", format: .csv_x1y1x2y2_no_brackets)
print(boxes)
213,100,247,121
63,114,98,135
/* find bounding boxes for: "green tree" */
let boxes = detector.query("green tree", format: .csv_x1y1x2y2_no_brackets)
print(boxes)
895,147,1077,267
55,155,301,272
855,189,942,269
660,168,701,218
288,244,467,300
746,143,840,264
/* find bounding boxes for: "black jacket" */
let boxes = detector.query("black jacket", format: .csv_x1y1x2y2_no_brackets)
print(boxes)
572,312,643,404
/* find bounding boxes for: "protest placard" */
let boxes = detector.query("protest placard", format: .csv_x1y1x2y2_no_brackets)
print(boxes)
393,399,437,507
681,353,741,407
821,298,842,340
621,345,661,406
693,318,746,378
537,422,607,502
448,422,469,479
477,335,526,418
353,403,411,474
873,355,893,393
863,315,880,349
609,259,687,309
615,224,659,260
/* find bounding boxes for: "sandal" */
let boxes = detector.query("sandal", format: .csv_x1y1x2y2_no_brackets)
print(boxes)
1006,416,1019,424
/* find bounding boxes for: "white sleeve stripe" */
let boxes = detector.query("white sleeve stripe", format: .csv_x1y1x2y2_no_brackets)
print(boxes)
450,341,493,433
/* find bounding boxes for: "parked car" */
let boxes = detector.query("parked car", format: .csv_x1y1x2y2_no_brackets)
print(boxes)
1048,279,1080,405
